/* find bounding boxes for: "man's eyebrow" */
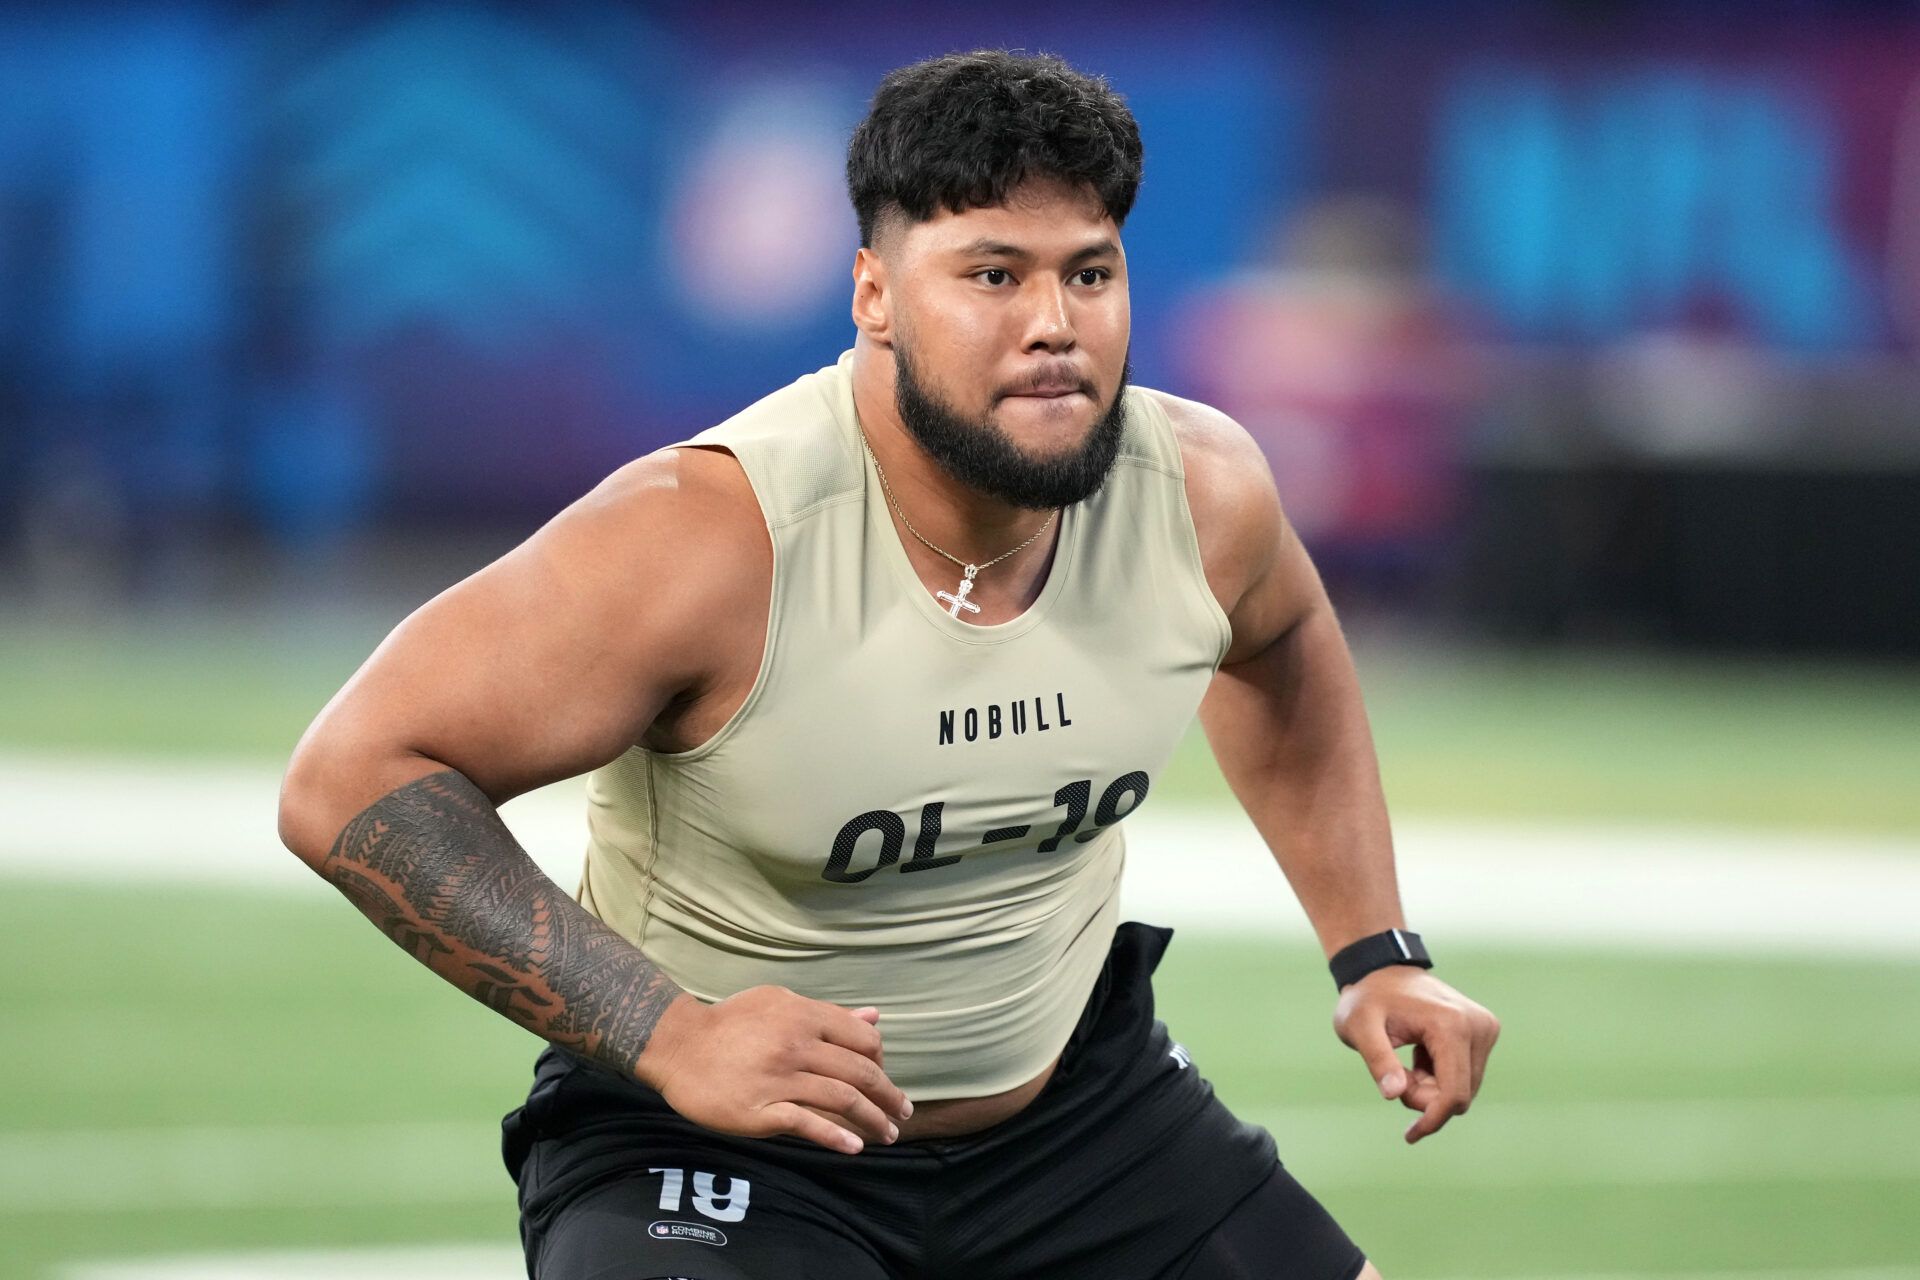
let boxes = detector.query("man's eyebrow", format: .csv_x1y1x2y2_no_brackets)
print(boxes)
954,237,1120,265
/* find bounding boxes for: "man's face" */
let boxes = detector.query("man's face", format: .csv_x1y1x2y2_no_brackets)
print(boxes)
876,177,1132,508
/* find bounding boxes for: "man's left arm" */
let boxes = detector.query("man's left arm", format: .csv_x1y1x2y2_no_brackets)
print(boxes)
1159,390,1500,1144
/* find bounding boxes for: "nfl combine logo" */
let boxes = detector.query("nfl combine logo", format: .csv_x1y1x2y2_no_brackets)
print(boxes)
648,1220,729,1246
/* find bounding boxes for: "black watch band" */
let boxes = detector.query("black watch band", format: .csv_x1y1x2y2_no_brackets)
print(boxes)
1329,929,1432,990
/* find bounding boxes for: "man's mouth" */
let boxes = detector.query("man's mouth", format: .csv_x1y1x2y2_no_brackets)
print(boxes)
1003,385,1088,400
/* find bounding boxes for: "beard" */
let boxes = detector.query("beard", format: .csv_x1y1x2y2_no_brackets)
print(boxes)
892,342,1131,511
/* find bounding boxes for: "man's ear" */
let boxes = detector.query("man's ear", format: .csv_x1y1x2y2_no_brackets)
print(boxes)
851,246,892,342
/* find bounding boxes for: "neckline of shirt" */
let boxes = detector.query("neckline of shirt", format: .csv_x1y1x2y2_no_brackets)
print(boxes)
837,376,1079,645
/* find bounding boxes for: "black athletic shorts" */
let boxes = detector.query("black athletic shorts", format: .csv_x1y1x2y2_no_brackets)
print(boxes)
502,922,1366,1279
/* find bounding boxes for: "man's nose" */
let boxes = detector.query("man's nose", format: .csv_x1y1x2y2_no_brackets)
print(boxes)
1021,278,1075,353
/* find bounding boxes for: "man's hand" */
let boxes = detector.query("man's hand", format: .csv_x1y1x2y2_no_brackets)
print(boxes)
640,986,915,1155
1333,967,1500,1144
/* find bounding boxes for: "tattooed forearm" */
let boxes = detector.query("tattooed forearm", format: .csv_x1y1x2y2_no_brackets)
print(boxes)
321,770,681,1077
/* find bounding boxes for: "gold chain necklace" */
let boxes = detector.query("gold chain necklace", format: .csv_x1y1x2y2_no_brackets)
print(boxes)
860,435,1057,618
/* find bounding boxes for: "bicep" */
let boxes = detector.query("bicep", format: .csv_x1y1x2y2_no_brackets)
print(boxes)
323,533,682,800
283,452,757,851
1219,509,1332,665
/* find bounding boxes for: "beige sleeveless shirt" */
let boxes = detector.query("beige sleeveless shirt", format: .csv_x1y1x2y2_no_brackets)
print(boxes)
577,350,1231,1099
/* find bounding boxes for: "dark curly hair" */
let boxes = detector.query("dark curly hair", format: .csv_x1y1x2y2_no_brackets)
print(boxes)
846,50,1144,249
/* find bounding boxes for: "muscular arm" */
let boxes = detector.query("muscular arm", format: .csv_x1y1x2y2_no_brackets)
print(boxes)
1205,604,1410,947
279,451,735,1075
279,447,909,1151
1156,391,1401,952
1159,390,1498,1143
317,767,678,1077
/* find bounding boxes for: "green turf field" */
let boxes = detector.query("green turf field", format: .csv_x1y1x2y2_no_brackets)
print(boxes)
2,881,1915,1278
3,616,1918,1276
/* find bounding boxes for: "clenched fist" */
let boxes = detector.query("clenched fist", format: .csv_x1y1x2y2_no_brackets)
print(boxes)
637,985,914,1154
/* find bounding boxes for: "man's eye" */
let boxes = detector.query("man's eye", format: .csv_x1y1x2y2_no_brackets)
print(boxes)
980,268,1011,286
1076,269,1108,285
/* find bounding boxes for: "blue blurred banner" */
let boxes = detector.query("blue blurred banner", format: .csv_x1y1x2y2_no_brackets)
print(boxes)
3,3,1919,598
0,4,1305,531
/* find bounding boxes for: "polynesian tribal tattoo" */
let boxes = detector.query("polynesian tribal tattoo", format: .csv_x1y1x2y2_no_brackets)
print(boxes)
322,770,680,1076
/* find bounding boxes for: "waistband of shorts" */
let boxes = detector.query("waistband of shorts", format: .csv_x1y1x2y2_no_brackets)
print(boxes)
501,920,1177,1173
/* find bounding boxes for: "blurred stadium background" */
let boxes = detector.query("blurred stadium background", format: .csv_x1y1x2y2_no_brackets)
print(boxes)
3,2,1918,1277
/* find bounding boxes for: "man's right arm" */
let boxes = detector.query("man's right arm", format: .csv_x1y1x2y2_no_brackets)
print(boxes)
277,447,909,1153
319,764,678,1074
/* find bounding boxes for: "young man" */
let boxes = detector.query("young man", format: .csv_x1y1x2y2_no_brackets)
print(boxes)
279,50,1498,1279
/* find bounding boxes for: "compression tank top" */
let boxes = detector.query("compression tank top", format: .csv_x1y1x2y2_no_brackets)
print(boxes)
577,350,1232,1099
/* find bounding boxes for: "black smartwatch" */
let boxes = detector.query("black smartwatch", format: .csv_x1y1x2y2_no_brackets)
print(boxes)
1329,928,1432,990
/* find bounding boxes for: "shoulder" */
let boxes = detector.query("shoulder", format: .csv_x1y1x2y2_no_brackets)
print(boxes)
521,444,770,655
1138,388,1286,622
574,444,763,541
555,444,763,560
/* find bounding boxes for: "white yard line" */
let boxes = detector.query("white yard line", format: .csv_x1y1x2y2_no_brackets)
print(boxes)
1419,1273,1920,1280
3,751,1918,955
63,1248,524,1280
9,1094,1917,1217
1420,1274,1920,1280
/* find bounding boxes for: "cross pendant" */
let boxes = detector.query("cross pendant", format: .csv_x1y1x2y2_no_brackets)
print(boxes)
936,565,983,618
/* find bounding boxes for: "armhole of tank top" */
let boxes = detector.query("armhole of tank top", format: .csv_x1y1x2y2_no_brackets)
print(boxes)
635,745,661,953
1141,396,1235,669
647,442,784,764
